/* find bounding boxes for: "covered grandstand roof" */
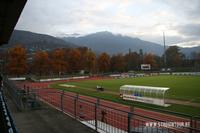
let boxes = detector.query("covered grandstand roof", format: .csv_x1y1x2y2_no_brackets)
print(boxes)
0,0,27,45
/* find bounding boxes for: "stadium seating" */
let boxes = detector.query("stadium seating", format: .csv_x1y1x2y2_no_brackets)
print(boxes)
0,90,18,132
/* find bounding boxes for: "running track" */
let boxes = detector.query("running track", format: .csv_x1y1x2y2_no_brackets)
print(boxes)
15,78,200,133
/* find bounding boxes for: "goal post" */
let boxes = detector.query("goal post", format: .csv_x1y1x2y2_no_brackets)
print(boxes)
120,85,170,107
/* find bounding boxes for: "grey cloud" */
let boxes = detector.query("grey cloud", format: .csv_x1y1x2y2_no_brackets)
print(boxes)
177,24,200,37
15,0,200,47
162,0,200,19
139,35,185,45
16,0,84,34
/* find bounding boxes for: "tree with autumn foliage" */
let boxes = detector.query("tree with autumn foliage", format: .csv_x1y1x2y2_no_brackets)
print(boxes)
143,53,157,69
50,49,68,75
77,47,89,70
110,54,126,72
85,50,96,74
98,52,110,73
67,48,81,72
6,45,28,76
32,51,50,76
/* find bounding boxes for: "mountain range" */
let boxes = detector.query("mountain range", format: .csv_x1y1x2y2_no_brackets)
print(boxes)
62,31,164,55
62,31,200,57
1,30,199,57
0,30,76,52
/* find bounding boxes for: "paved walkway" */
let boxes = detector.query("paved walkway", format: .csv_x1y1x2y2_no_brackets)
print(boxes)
6,96,96,133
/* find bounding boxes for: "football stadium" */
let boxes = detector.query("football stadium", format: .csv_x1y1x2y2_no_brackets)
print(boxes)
50,75,200,114
1,0,200,133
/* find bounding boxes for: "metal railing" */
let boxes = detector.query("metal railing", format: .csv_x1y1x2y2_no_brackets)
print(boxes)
3,77,22,110
2,76,200,133
34,88,200,133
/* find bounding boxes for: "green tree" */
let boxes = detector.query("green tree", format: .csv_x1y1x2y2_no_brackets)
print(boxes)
124,51,140,71
166,46,184,67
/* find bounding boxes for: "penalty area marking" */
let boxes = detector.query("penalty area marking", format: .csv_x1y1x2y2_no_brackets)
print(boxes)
59,84,76,88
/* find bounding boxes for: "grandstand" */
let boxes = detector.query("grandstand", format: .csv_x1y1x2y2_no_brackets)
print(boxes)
0,0,27,132
0,87,18,132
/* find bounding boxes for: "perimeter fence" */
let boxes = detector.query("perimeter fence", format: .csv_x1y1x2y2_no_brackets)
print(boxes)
28,88,200,133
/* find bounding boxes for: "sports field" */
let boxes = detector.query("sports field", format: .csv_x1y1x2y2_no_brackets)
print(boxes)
50,75,200,115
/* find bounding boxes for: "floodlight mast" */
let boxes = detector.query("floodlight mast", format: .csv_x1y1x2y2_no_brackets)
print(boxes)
163,32,167,70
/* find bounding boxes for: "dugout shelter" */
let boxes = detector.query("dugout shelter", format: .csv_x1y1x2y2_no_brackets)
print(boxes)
120,85,170,107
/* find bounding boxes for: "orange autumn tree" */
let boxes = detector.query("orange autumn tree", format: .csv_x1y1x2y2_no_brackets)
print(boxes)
67,48,81,72
144,53,157,69
85,50,96,74
77,47,88,70
51,49,67,75
6,45,28,76
110,54,126,72
32,51,50,76
98,52,110,73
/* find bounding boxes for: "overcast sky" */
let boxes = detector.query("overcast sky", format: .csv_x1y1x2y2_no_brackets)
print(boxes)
16,0,200,47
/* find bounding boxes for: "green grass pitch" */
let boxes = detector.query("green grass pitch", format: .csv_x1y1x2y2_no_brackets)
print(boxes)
50,75,200,116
